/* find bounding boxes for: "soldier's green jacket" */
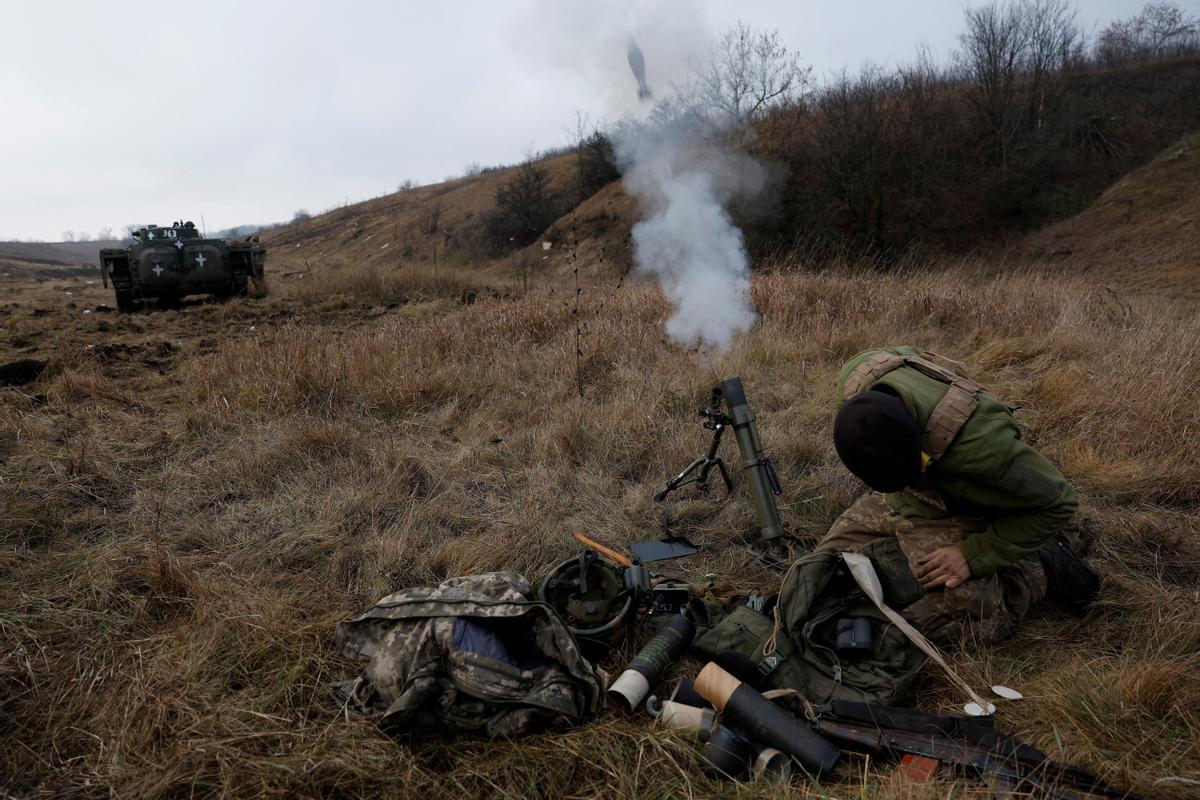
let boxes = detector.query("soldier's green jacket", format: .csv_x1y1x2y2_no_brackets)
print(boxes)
836,346,1077,577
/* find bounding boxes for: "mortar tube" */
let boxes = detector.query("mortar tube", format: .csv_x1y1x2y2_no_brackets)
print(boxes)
694,661,840,776
607,614,695,712
721,377,785,541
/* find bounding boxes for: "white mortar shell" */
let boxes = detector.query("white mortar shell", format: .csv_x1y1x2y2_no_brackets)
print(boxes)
607,669,651,712
658,701,716,733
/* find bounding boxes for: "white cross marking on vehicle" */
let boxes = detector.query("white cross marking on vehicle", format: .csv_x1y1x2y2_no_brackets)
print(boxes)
146,230,155,240
195,253,207,268
175,239,184,249
152,263,164,276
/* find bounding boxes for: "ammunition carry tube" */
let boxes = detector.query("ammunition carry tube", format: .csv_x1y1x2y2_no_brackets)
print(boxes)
695,662,841,777
720,378,785,541
699,725,756,779
697,726,793,781
608,614,695,712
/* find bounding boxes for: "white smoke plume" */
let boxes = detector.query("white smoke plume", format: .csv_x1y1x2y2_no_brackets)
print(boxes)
512,1,767,351
615,121,763,352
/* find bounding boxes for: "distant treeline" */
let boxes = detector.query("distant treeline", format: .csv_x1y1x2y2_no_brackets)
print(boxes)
743,0,1200,256
268,1,1200,264
468,1,1200,260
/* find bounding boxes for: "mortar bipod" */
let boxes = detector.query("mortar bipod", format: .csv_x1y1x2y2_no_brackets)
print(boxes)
653,386,735,502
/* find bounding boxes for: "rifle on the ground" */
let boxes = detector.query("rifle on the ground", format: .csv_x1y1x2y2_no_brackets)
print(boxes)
814,700,1143,799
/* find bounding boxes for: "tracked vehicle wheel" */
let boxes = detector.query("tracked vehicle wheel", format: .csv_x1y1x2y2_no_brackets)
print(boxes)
214,274,248,302
249,273,270,297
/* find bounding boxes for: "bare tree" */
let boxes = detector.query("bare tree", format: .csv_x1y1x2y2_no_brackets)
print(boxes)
96,226,114,240
1022,0,1083,131
1097,18,1140,66
810,67,903,251
959,1,1030,168
566,110,594,202
1097,2,1200,65
484,160,562,251
1140,2,1199,57
61,230,77,242
566,110,618,202
690,21,811,125
895,45,960,217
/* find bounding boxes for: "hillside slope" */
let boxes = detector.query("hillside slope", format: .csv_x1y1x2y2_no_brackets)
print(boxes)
1021,133,1200,298
261,154,606,275
263,124,1200,301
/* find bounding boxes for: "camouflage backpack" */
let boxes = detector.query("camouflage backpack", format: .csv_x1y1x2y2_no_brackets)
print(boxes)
333,571,607,738
693,543,927,707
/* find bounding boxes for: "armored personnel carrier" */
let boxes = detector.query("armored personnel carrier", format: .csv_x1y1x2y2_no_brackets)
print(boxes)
99,221,266,311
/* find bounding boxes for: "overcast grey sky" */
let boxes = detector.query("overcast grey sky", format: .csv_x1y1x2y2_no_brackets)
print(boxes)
1,0,1189,241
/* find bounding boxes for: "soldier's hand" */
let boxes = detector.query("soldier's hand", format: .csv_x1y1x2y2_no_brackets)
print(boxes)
916,546,971,589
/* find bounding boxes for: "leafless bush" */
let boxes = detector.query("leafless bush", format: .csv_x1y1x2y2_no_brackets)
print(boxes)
483,160,563,252
1097,2,1200,66
566,112,620,202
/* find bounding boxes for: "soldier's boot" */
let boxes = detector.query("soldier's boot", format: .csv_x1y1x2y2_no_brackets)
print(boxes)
1036,535,1100,616
747,536,799,572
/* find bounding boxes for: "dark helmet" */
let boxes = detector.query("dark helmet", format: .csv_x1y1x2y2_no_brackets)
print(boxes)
833,390,922,493
538,553,647,657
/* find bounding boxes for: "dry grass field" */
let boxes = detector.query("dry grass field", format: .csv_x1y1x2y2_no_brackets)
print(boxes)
2,241,1198,799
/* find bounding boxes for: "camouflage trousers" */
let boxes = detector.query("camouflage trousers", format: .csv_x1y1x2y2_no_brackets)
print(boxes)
815,493,1048,647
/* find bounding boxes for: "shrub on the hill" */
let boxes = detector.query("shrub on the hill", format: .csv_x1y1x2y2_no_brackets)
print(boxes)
576,132,619,200
483,161,564,253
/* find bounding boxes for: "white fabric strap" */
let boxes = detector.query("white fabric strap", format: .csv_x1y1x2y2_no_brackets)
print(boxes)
840,552,999,714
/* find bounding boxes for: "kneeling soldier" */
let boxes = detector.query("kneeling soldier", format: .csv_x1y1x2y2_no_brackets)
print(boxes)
818,346,1099,646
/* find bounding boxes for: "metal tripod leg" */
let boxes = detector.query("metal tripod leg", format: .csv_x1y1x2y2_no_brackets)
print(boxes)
653,425,734,501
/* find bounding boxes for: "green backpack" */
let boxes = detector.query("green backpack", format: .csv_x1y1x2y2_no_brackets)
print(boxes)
694,546,927,706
